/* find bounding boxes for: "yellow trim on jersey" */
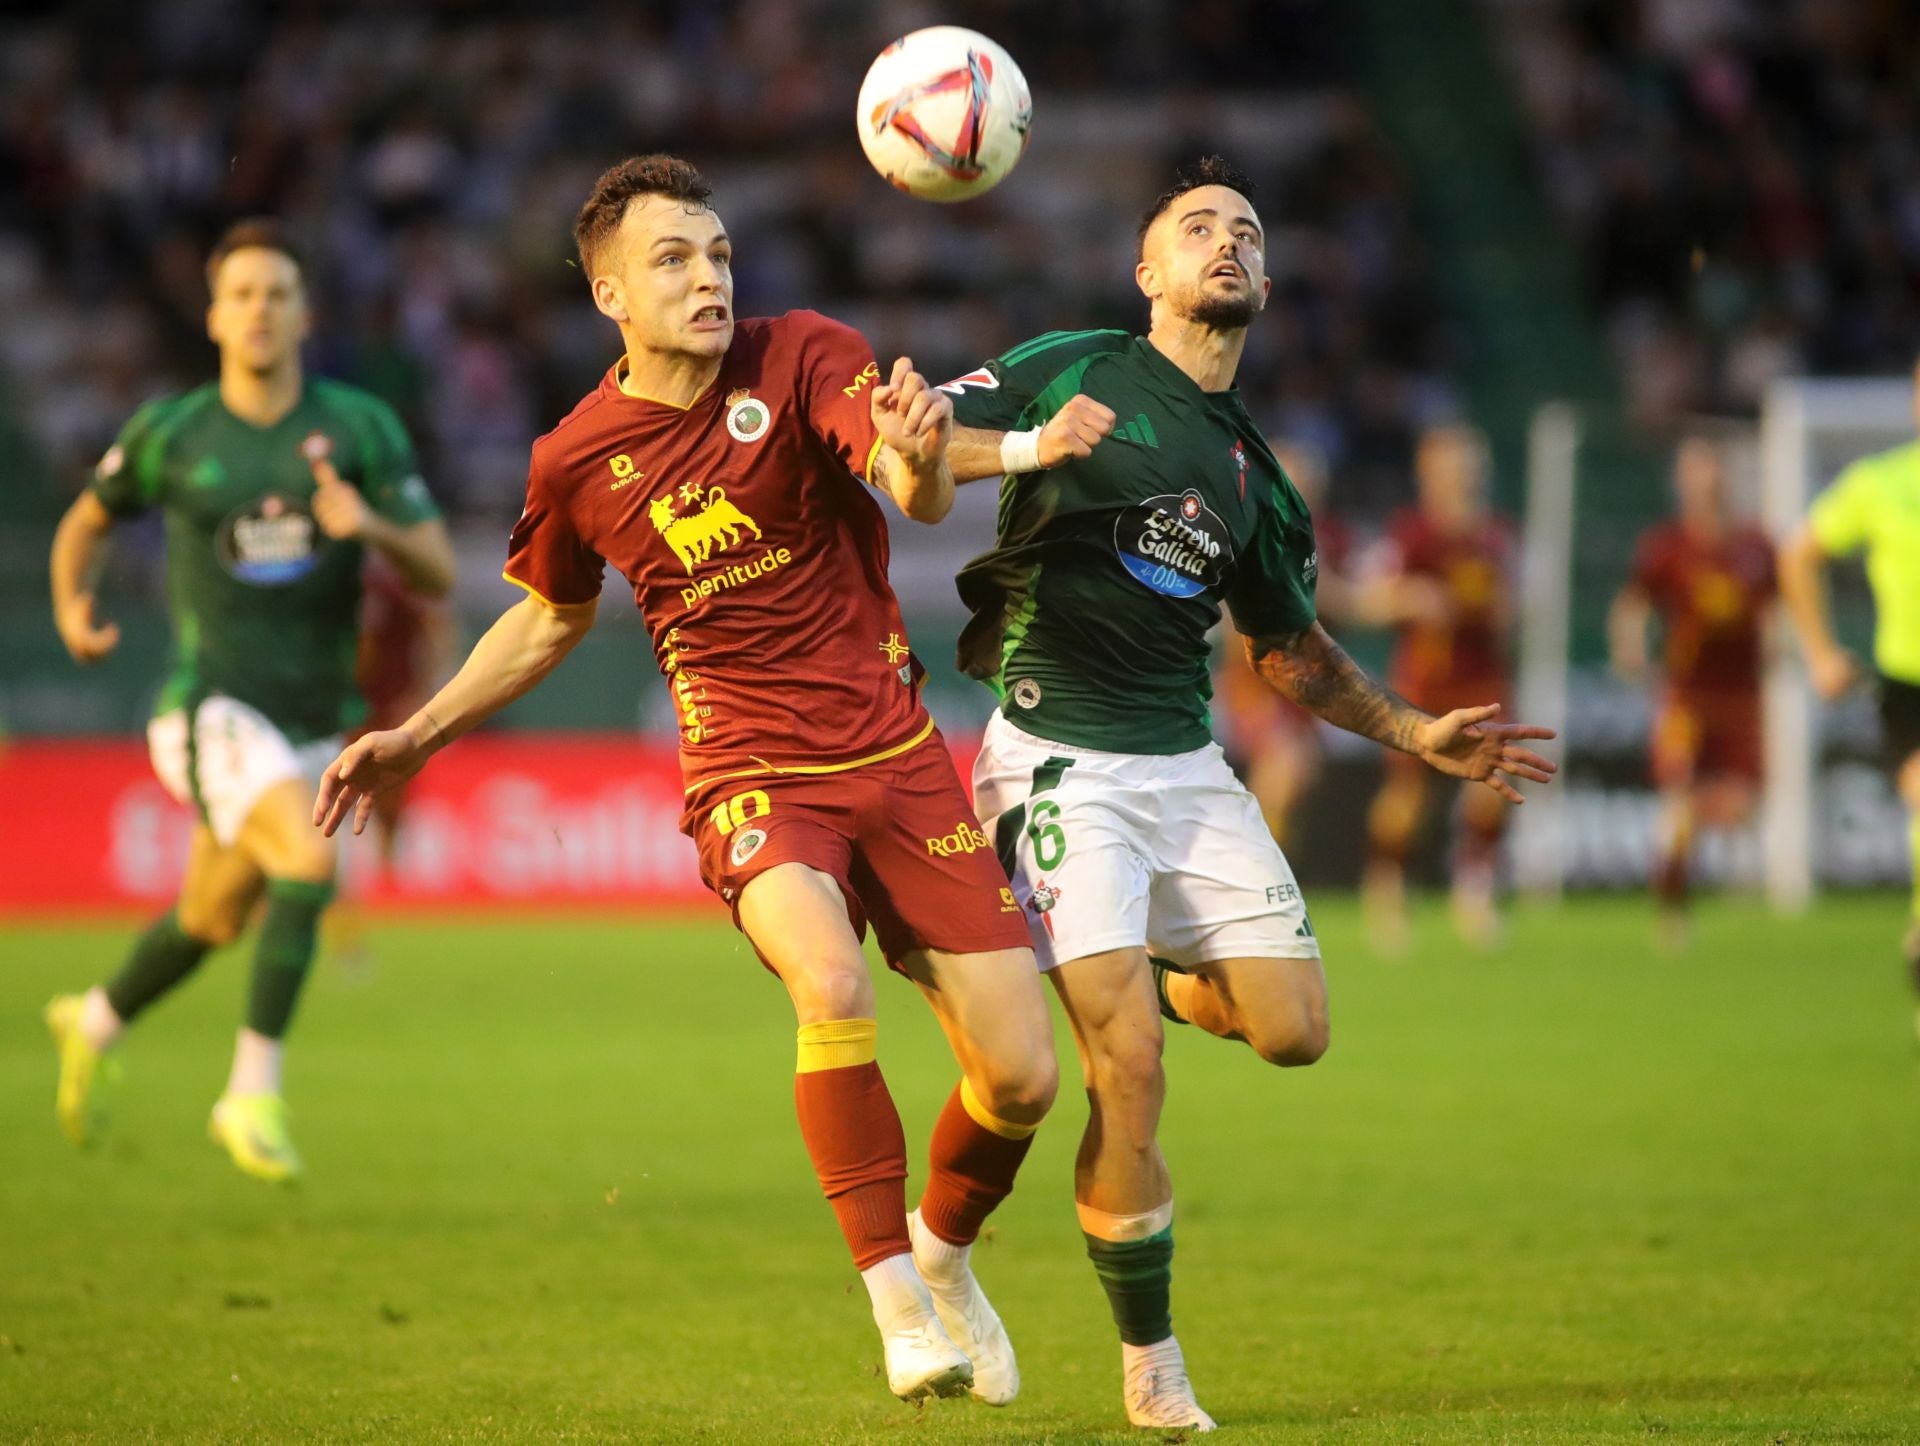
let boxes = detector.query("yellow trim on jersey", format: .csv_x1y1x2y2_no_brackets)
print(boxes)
863,435,886,484
960,1077,1037,1140
796,1018,878,1073
614,356,714,411
501,570,597,614
683,714,935,794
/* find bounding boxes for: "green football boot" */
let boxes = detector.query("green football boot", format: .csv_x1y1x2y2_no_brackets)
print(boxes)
208,1093,303,1184
45,994,114,1146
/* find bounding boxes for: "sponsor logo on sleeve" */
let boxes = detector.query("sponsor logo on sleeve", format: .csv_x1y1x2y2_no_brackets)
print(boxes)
936,368,999,396
841,362,881,398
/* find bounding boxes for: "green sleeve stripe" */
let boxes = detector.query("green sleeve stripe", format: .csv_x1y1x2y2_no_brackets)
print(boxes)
999,328,1128,369
1020,354,1105,429
130,394,207,503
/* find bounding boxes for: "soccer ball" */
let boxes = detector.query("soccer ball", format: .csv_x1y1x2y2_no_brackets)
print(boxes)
856,26,1032,203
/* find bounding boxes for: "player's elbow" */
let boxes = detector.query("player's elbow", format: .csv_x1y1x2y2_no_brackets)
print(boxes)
899,485,954,525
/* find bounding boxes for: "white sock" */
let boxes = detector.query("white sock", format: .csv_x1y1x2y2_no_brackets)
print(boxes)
910,1214,971,1285
1123,1333,1187,1383
860,1251,936,1334
225,1028,283,1098
79,987,124,1052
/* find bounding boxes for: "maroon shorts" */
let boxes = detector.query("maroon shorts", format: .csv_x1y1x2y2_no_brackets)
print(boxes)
683,729,1031,964
1653,689,1762,787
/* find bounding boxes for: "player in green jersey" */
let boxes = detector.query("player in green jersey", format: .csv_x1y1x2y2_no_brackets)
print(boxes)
44,219,454,1181
1779,356,1920,1023
938,157,1559,1431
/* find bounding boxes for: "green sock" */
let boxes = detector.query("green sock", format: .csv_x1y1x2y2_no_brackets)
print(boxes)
247,880,333,1040
104,910,211,1023
1084,1226,1175,1345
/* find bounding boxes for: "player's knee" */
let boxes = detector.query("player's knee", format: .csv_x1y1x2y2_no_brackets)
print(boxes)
786,959,873,1023
177,897,247,948
1248,1006,1329,1068
977,1045,1058,1124
1087,1025,1165,1100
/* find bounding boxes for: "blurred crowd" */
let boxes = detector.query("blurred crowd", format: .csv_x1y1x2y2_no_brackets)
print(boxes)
1486,0,1920,433
0,0,1454,527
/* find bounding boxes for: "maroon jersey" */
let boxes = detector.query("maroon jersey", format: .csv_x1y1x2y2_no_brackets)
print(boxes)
505,311,929,791
1384,509,1514,701
1631,521,1775,693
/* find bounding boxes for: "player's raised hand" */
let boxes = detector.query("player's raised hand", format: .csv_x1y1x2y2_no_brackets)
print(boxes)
1037,394,1116,467
309,454,371,541
1414,704,1558,804
313,726,430,838
54,592,121,663
871,356,953,468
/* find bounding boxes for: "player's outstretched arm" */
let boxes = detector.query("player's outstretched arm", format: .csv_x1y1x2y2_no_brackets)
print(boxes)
49,491,122,664
1777,524,1859,700
947,394,1118,483
1247,622,1558,804
313,591,596,837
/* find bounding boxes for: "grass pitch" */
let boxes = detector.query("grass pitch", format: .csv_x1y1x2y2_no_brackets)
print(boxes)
3,896,1918,1443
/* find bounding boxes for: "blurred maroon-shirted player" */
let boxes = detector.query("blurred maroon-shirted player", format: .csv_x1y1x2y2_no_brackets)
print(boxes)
1212,440,1359,847
1362,424,1516,951
314,156,1062,1407
352,554,456,863
1610,436,1774,945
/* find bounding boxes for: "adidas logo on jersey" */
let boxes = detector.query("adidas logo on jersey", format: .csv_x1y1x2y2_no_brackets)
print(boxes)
1111,413,1159,447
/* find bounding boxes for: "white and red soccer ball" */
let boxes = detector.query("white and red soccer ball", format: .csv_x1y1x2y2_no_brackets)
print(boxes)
856,26,1032,202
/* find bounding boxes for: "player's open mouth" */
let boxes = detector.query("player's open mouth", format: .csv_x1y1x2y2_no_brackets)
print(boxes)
1208,263,1244,282
690,307,729,329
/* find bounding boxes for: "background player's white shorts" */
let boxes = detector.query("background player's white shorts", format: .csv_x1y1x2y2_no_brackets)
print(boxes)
148,695,342,848
973,712,1321,972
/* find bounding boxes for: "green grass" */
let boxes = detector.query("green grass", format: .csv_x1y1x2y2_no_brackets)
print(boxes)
3,897,1919,1443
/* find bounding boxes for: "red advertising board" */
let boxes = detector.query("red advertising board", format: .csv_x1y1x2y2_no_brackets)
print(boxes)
0,736,710,912
0,732,987,914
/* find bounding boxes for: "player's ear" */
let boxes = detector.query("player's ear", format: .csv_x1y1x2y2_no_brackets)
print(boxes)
1134,258,1161,305
592,275,628,324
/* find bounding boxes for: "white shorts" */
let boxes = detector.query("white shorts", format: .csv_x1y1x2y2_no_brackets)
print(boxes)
973,712,1321,972
148,695,342,848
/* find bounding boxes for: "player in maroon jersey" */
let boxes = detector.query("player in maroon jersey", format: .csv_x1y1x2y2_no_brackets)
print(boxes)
314,156,1062,1408
1362,423,1517,951
1610,435,1775,946
1211,440,1361,847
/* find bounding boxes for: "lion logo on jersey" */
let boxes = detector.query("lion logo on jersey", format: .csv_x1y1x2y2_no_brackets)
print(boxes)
648,487,764,574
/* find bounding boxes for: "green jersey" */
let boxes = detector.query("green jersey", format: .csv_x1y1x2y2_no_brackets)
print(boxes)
948,330,1318,754
1810,441,1920,685
90,380,439,741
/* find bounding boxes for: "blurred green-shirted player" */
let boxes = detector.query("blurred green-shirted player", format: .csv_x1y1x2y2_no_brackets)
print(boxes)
44,220,455,1181
1780,356,1920,1023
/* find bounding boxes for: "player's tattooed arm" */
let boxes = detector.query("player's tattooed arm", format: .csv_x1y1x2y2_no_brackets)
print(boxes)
1248,622,1426,754
1248,623,1559,802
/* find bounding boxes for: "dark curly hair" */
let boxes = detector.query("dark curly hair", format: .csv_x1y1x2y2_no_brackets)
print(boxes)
574,154,714,276
1135,155,1256,260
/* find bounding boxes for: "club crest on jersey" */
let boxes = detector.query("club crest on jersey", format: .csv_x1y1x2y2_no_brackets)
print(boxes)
725,389,772,443
649,485,764,574
300,431,334,464
730,827,768,867
1112,489,1233,600
1011,677,1042,709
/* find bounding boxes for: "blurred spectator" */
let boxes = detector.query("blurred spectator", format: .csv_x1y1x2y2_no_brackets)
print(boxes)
1484,0,1920,431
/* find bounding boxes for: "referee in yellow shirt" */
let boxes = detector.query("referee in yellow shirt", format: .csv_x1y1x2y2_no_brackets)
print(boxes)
1779,358,1920,1015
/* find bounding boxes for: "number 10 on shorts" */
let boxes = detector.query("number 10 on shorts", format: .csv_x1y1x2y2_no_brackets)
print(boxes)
710,788,773,836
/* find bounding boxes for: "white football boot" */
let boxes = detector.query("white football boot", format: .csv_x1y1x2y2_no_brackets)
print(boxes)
882,1314,974,1402
908,1208,1020,1404
1123,1335,1216,1432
